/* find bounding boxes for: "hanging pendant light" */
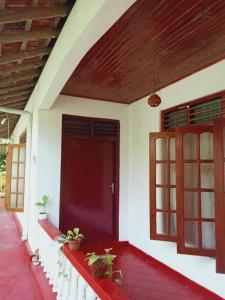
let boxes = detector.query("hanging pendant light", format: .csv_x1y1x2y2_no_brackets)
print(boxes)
148,53,161,107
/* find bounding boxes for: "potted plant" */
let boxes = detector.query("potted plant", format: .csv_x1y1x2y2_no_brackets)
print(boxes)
55,228,85,252
86,252,106,278
86,248,119,280
35,195,49,220
31,249,40,266
66,228,85,251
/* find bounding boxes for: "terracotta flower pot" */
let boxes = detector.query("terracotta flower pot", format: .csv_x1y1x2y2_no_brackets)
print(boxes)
91,259,106,278
68,240,81,252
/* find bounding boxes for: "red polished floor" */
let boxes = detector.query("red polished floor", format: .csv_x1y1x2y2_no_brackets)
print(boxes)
0,200,56,300
82,242,223,300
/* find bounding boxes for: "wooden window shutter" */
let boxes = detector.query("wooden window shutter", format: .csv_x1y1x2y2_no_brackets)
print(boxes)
150,131,177,242
5,144,26,212
176,126,215,257
213,118,225,273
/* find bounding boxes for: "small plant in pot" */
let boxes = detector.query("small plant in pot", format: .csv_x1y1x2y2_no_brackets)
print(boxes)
55,228,85,251
65,228,85,251
86,252,106,278
35,195,49,220
86,248,120,281
31,249,40,266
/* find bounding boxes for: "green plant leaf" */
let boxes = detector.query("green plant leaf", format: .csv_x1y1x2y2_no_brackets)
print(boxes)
73,228,79,235
105,270,113,277
67,230,75,237
0,154,6,172
35,202,44,207
87,254,99,266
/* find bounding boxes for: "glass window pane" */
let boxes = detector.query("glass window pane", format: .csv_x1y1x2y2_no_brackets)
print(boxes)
19,163,25,177
184,163,198,188
11,179,17,193
184,191,198,218
170,213,177,236
156,138,167,161
200,132,213,160
156,212,168,235
169,137,176,160
156,163,168,185
12,147,18,162
202,222,215,250
200,163,214,188
156,187,167,209
183,133,197,160
19,147,26,163
170,188,176,210
10,194,16,208
11,163,17,177
170,163,176,185
184,221,198,248
17,194,23,209
201,192,215,219
18,179,24,193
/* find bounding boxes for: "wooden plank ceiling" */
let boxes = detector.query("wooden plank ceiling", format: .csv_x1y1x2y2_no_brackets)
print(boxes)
62,0,225,104
0,0,73,138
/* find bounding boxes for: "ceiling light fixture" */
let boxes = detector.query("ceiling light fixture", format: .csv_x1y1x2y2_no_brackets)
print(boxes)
148,53,161,107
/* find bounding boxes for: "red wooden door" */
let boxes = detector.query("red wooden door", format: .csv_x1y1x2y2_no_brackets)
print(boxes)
176,126,215,256
60,135,116,244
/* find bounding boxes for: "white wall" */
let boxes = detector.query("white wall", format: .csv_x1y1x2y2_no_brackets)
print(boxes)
129,59,225,297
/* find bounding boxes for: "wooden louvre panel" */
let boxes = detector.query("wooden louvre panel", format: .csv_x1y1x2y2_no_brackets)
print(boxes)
176,126,215,257
5,144,26,212
93,120,117,137
150,132,177,242
62,116,119,139
19,130,27,144
162,92,225,131
63,117,92,135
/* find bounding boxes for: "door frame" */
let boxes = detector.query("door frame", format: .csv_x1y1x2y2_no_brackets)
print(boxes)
59,114,120,241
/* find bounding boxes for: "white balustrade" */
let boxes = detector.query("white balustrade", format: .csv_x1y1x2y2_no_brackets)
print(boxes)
38,226,98,300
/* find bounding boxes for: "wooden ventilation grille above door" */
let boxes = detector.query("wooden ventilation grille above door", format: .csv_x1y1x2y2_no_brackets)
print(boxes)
93,121,117,137
63,118,92,135
62,116,119,139
161,92,225,131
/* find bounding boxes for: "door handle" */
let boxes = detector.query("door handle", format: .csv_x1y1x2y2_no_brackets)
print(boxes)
109,183,115,195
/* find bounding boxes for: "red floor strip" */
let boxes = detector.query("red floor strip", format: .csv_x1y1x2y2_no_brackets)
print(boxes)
0,201,56,300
